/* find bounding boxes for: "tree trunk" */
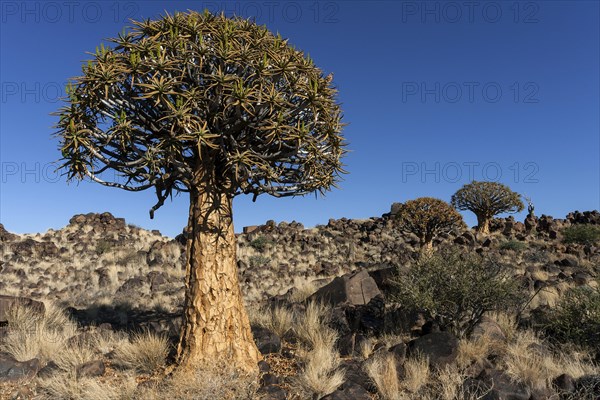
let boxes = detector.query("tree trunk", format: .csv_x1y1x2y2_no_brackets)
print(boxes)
176,166,261,374
476,214,490,235
419,235,434,256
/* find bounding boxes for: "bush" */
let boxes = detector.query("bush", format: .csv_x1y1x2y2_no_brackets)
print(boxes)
500,240,527,252
390,250,524,338
546,284,600,351
562,224,600,245
248,255,270,267
249,236,271,252
95,240,112,255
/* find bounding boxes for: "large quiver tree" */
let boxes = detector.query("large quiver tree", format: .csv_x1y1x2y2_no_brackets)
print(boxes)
451,181,524,234
54,10,346,373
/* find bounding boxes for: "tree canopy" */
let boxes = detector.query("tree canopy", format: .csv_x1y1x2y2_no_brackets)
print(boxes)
54,10,346,217
394,197,465,249
451,181,524,233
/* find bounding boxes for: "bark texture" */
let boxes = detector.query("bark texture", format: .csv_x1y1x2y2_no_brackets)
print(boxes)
176,166,261,374
476,214,491,234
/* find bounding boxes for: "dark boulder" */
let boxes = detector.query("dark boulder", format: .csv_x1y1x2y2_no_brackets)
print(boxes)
308,270,381,307
257,384,288,400
37,361,60,378
337,333,367,357
345,295,385,336
408,331,459,368
76,359,105,378
320,382,371,399
252,326,281,355
339,359,374,392
477,368,531,400
552,373,576,394
0,352,41,382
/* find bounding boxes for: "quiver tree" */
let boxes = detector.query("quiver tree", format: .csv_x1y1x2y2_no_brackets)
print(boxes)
54,10,346,373
451,181,524,234
394,197,466,252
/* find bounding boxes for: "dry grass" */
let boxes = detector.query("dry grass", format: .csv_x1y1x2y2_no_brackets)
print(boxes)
1,302,78,363
37,372,138,400
247,304,294,339
402,354,430,393
113,331,170,373
501,330,599,391
136,365,259,400
487,312,518,341
292,344,345,399
365,351,430,399
269,305,295,338
364,352,401,400
457,333,499,370
294,301,337,350
430,366,465,400
53,339,96,372
289,299,345,399
359,337,377,360
91,328,129,356
287,279,317,303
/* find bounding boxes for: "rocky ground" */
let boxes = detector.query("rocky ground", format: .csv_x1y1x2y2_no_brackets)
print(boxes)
0,208,599,399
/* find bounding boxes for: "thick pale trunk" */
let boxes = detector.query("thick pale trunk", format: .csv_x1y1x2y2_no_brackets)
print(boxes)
176,167,261,374
476,214,490,234
420,239,434,254
419,234,434,256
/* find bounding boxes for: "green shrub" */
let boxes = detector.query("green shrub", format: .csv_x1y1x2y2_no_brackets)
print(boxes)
249,236,271,252
95,240,112,255
499,240,527,252
562,224,600,245
249,255,270,267
390,250,524,338
546,284,600,351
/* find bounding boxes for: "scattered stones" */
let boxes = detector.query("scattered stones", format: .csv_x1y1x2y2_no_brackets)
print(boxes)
76,359,105,378
345,295,385,336
37,361,60,379
408,332,459,368
252,326,281,355
0,353,41,382
320,382,371,399
257,384,287,400
338,359,373,392
477,368,531,400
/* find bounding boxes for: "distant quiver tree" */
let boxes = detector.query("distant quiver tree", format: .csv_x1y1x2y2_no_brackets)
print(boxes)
394,197,466,252
54,10,346,373
451,181,524,234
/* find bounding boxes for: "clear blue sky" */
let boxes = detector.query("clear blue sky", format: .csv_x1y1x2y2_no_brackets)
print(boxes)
1,1,599,237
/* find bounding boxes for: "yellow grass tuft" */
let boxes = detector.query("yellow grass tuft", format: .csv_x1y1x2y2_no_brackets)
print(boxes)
365,352,401,400
114,331,169,373
1,302,78,363
293,344,345,398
